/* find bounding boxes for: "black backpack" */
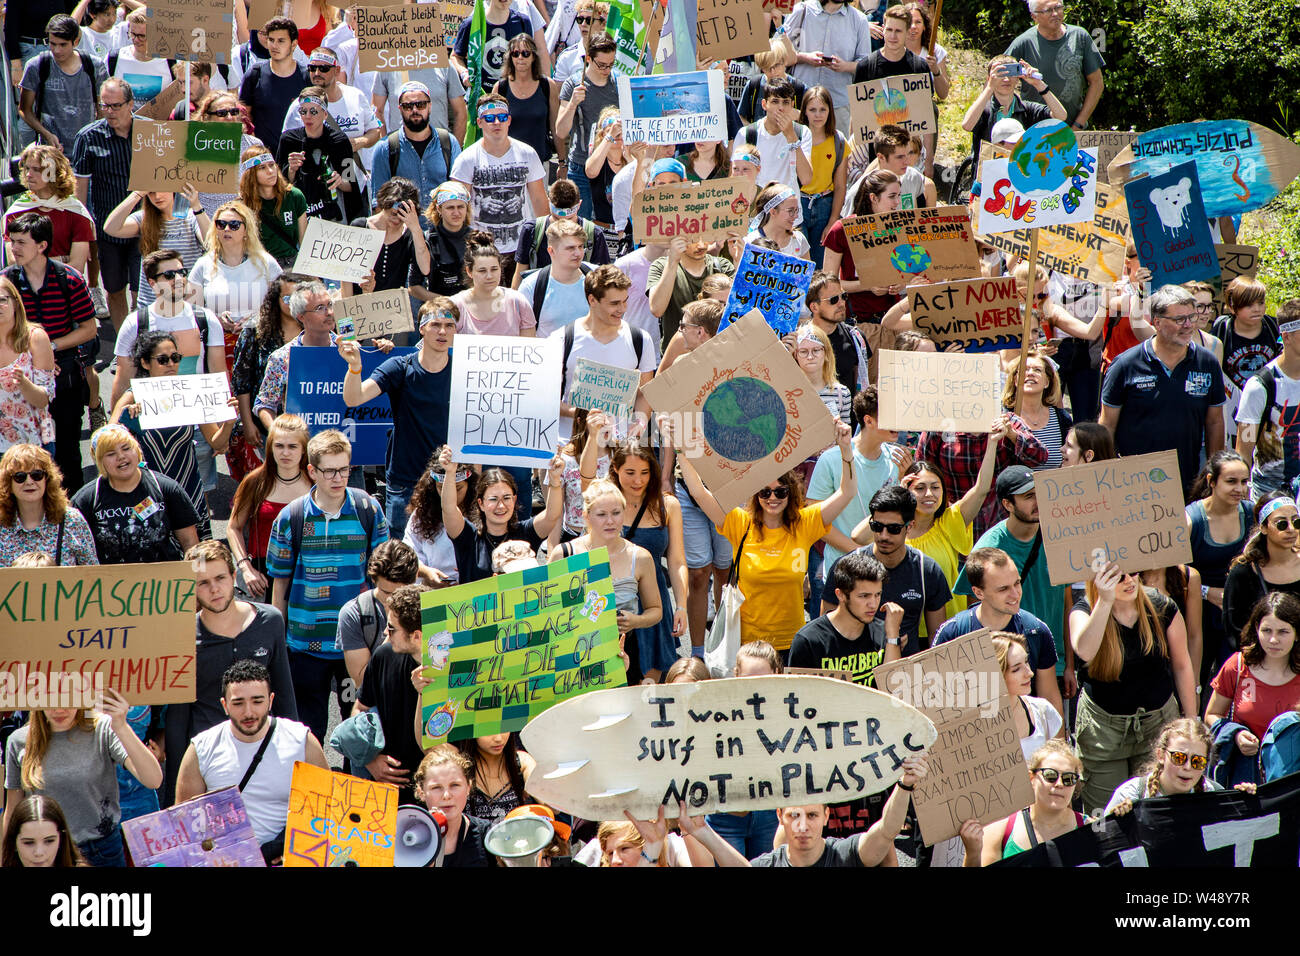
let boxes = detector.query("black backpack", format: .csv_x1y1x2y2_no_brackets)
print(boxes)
386,128,453,180
36,51,102,119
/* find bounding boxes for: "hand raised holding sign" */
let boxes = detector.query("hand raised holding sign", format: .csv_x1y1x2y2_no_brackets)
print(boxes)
338,338,363,372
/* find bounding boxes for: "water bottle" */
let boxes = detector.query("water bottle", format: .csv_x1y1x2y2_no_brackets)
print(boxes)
172,190,190,219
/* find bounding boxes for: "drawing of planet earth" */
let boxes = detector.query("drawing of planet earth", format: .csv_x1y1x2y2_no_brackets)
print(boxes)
891,243,932,275
1008,119,1078,194
873,87,908,126
701,377,786,462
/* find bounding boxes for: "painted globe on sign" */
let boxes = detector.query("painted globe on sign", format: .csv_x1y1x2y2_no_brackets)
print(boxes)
701,377,787,462
1008,119,1078,194
890,243,932,275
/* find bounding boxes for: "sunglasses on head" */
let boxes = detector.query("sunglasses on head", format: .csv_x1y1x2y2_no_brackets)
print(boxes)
1034,768,1079,786
149,353,182,365
1166,750,1208,771
758,486,789,500
11,470,46,484
869,519,907,535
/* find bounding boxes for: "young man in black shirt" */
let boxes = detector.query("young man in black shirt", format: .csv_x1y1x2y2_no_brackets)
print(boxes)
239,16,309,156
852,4,934,83
790,550,904,686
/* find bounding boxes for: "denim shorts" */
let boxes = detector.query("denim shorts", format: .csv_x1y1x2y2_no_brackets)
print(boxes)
676,479,732,569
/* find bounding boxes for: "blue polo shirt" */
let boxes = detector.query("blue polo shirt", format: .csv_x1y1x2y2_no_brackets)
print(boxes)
1101,339,1225,494
931,605,1060,676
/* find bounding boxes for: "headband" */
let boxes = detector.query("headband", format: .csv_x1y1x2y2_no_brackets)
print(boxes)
433,182,470,206
550,203,579,218
1259,497,1299,525
477,99,508,117
749,185,796,231
795,325,822,346
397,81,431,100
648,157,686,181
731,145,761,167
1281,318,1300,334
241,153,276,173
297,94,326,109
420,309,455,329
308,49,337,66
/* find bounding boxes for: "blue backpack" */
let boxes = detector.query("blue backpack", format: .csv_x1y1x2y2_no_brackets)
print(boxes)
1261,711,1300,782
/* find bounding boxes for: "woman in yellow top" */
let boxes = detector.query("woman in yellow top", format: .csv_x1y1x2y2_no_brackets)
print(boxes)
676,420,854,653
797,86,848,270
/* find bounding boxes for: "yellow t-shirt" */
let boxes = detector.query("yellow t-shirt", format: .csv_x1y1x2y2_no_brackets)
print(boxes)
801,134,839,196
909,502,972,636
721,504,829,651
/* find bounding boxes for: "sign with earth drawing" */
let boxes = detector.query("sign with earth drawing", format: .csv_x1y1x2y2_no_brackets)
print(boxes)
976,119,1099,235
642,310,839,513
842,206,982,286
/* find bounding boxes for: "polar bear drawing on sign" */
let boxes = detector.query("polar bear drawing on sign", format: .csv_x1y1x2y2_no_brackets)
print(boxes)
1149,177,1194,236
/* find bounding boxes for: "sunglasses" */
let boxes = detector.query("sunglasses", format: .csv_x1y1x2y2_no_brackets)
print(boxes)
308,65,334,72
575,14,593,22
1272,517,1300,531
1035,292,1049,301
148,353,183,365
480,113,510,124
208,107,242,118
156,268,186,281
758,486,789,500
869,519,907,535
1166,750,1208,772
820,293,843,305
215,219,244,230
400,99,431,110
511,49,533,58
1034,768,1079,786
298,107,323,117
11,470,47,484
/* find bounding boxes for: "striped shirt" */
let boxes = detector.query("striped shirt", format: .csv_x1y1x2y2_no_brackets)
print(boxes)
1029,406,1066,472
3,260,96,347
69,119,133,242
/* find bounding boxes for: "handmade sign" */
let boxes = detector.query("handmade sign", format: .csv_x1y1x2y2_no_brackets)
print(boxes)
285,346,415,466
128,120,242,194
437,1,474,46
641,310,839,512
632,176,752,244
1107,119,1300,219
760,0,798,12
131,372,236,430
876,349,999,433
135,77,185,121
875,629,1033,844
419,548,625,747
908,275,1022,352
293,218,386,284
848,73,936,142
842,206,981,285
354,5,449,72
447,335,561,468
123,787,264,867
983,181,1130,285
1125,161,1219,288
617,69,726,145
247,0,286,29
335,289,416,340
571,358,640,434
976,120,1098,234
521,675,938,820
718,246,815,336
1215,244,1260,309
284,763,398,867
695,0,766,62
0,562,196,705
1037,450,1191,586
1076,130,1137,185
146,0,233,62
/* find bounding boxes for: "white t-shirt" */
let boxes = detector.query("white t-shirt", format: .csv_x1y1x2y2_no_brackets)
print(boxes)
1019,695,1064,760
615,248,661,362
80,24,128,59
1235,356,1300,497
744,229,811,260
192,718,310,845
611,161,637,231
450,138,546,253
110,47,174,108
517,267,590,337
552,319,656,404
403,520,458,584
280,82,381,144
747,120,812,212
114,302,226,375
188,254,283,322
553,45,584,85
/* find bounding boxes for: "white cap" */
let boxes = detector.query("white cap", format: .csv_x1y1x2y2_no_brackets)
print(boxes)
990,118,1026,145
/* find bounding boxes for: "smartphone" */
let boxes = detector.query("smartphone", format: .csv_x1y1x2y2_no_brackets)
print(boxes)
336,315,357,342
820,53,834,63
999,62,1023,77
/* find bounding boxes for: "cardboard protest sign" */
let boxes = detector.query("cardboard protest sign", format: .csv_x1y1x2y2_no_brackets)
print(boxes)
641,310,839,512
695,0,766,62
293,218,386,284
908,276,1022,352
842,206,981,285
284,763,398,867
419,548,625,746
875,630,1033,844
448,335,561,468
1215,244,1260,310
123,788,265,867
876,349,999,433
355,5,449,72
1038,450,1191,586
437,1,474,46
849,73,936,142
1125,161,1219,287
522,675,937,819
146,0,234,62
718,246,814,336
571,358,640,433
1108,119,1300,219
128,120,242,194
0,562,196,705
760,0,797,11
135,77,185,121
285,346,416,466
984,181,1131,285
335,288,416,341
632,176,752,244
976,120,1098,234
617,69,726,145
131,372,236,429
1076,129,1137,185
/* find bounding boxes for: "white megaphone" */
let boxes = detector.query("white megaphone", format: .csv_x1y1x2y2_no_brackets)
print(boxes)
393,805,446,867
484,814,555,867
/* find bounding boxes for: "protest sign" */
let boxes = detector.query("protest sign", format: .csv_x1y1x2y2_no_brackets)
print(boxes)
1038,449,1191,586
983,181,1130,285
355,5,449,72
437,0,474,45
146,0,233,62
1107,119,1300,219
617,69,726,145
571,358,639,433
247,0,286,29
1214,243,1260,309
335,289,416,341
135,77,185,121
0,561,196,705
876,349,999,433
131,372,236,430
522,675,937,820
285,346,416,466
908,275,1022,352
293,218,386,283
1125,161,1219,288
848,74,936,142
128,120,242,194
875,629,1033,844
641,310,838,512
1076,129,1137,184
632,176,752,244
784,666,854,682
760,0,798,12
976,120,1098,234
718,245,815,336
448,336,561,468
123,788,264,867
285,763,398,867
419,548,625,747
842,206,981,285
695,0,766,62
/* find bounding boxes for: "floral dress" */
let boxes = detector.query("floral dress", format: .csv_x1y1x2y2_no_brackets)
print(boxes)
0,350,56,451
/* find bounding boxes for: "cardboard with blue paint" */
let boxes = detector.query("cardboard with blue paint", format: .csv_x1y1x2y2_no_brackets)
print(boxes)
1125,161,1219,288
718,243,814,336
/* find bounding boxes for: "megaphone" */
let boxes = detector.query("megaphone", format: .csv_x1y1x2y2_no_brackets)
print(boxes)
484,814,555,867
393,805,446,868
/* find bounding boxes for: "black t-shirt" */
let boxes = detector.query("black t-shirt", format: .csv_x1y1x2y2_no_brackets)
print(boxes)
852,50,932,84
751,834,864,867
191,603,297,737
789,615,889,687
349,217,420,292
825,322,862,395
1073,588,1177,714
358,643,424,788
70,470,199,565
277,126,360,222
1212,313,1279,432
451,517,546,583
239,62,310,157
442,814,494,867
422,223,469,297
822,546,952,652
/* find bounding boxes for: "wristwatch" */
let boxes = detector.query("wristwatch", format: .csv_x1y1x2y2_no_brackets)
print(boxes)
886,637,901,646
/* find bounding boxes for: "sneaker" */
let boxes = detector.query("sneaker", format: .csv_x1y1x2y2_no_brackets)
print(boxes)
88,403,108,433
89,286,109,319
532,485,546,513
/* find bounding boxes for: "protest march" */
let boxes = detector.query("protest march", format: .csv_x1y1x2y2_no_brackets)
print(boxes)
4,0,1300,919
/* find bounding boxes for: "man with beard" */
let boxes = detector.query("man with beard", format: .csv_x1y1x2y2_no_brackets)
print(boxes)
807,271,870,394
370,80,462,225
177,659,326,863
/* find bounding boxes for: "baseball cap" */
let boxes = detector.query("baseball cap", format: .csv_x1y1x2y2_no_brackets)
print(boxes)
990,118,1025,145
995,465,1035,499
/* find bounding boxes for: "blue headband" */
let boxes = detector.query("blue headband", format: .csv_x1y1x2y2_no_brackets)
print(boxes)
649,158,686,181
1259,497,1299,525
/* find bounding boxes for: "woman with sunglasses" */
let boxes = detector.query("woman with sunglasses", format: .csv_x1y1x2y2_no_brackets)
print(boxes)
416,183,474,299
585,107,630,249
194,92,265,216
403,447,478,586
981,740,1085,864
1224,492,1300,645
344,177,430,301
0,277,55,456
277,87,363,224
103,184,210,309
0,444,97,567
1001,348,1073,471
231,274,307,452
491,35,558,169
1104,718,1238,814
239,145,307,269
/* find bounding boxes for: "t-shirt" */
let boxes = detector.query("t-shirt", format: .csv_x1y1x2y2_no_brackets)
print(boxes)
114,302,225,374
443,814,494,867
240,61,311,156
553,321,657,403
646,255,735,348
956,522,1065,644
518,268,590,337
71,471,200,565
276,126,358,222
559,74,619,169
281,82,382,145
932,606,1060,675
358,643,424,785
1235,357,1300,498
450,139,546,253
1005,24,1105,125
5,716,128,845
3,204,96,259
185,603,297,741
257,188,308,265
79,23,128,59
751,833,863,867
821,219,897,323
1210,653,1300,741
1105,773,1221,813
1212,314,1279,440
189,255,282,322
1071,588,1177,715
109,48,172,110
824,545,951,652
369,351,453,488
451,516,546,583
338,590,387,655
789,614,889,686
453,12,534,89
851,49,931,84
129,212,207,309
806,442,897,569
616,249,661,361
450,287,536,336
908,503,972,628
20,53,108,151
745,119,813,202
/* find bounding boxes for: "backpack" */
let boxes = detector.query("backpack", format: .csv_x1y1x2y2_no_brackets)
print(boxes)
529,215,596,269
133,304,219,368
386,128,453,181
1261,711,1300,782
283,488,380,580
560,320,646,397
741,121,839,169
36,51,102,120
528,261,594,319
